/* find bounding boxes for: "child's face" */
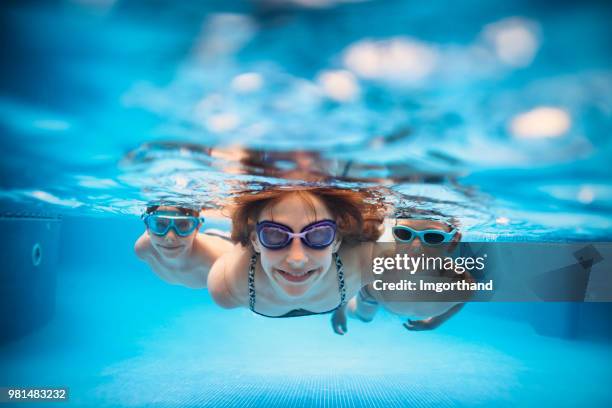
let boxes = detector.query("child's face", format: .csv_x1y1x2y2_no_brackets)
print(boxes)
394,219,457,257
251,193,339,298
147,206,199,259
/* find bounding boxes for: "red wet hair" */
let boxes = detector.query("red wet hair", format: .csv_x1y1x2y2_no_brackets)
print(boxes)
229,187,384,246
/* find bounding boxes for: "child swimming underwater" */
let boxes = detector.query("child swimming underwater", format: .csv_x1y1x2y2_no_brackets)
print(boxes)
134,204,233,288
207,187,385,318
331,210,472,334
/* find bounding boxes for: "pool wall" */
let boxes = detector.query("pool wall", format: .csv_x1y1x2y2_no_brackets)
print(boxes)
1,215,611,346
0,215,61,344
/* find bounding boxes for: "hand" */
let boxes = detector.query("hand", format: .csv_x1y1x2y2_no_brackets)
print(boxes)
402,303,464,331
403,317,440,331
331,305,348,335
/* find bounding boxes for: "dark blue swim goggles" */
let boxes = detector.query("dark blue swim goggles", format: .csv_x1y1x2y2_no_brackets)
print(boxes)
256,219,337,250
143,212,204,237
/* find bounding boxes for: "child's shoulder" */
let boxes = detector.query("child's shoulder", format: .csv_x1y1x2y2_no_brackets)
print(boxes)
133,232,153,260
208,244,250,308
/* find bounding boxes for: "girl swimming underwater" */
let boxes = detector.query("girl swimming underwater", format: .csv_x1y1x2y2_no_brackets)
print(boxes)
208,187,384,318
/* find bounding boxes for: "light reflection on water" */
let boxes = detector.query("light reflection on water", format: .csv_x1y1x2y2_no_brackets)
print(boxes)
0,0,611,240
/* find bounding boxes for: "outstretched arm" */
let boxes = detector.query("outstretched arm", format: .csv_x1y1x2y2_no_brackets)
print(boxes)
330,304,348,335
134,232,232,289
403,302,465,331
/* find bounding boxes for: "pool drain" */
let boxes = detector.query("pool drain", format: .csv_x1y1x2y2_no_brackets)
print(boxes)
32,243,42,266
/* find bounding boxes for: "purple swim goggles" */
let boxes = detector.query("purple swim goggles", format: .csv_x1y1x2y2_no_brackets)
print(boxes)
256,219,337,250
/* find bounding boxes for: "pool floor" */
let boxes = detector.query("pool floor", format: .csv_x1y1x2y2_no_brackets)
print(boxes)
1,265,611,407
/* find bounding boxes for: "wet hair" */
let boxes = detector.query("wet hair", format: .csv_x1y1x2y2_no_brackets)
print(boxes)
393,207,459,231
146,205,200,217
230,187,384,246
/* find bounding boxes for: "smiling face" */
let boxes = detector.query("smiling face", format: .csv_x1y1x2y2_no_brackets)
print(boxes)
250,192,340,298
147,206,200,259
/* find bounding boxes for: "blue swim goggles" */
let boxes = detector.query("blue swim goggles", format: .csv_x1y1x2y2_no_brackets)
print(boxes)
392,225,456,245
143,212,204,237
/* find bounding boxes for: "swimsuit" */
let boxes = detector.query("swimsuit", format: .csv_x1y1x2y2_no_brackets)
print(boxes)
247,252,347,318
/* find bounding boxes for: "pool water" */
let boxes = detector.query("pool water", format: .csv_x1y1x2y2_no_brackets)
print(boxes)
1,216,611,407
1,0,611,239
1,0,612,406
2,273,612,407
5,280,612,407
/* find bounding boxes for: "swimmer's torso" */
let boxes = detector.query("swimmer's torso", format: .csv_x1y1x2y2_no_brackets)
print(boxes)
212,242,373,317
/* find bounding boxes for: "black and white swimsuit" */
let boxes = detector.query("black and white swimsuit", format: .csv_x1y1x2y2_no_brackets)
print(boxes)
247,252,347,318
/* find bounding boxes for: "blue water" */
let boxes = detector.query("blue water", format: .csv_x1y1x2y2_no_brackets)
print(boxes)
1,0,612,406
1,0,611,239
1,217,612,407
